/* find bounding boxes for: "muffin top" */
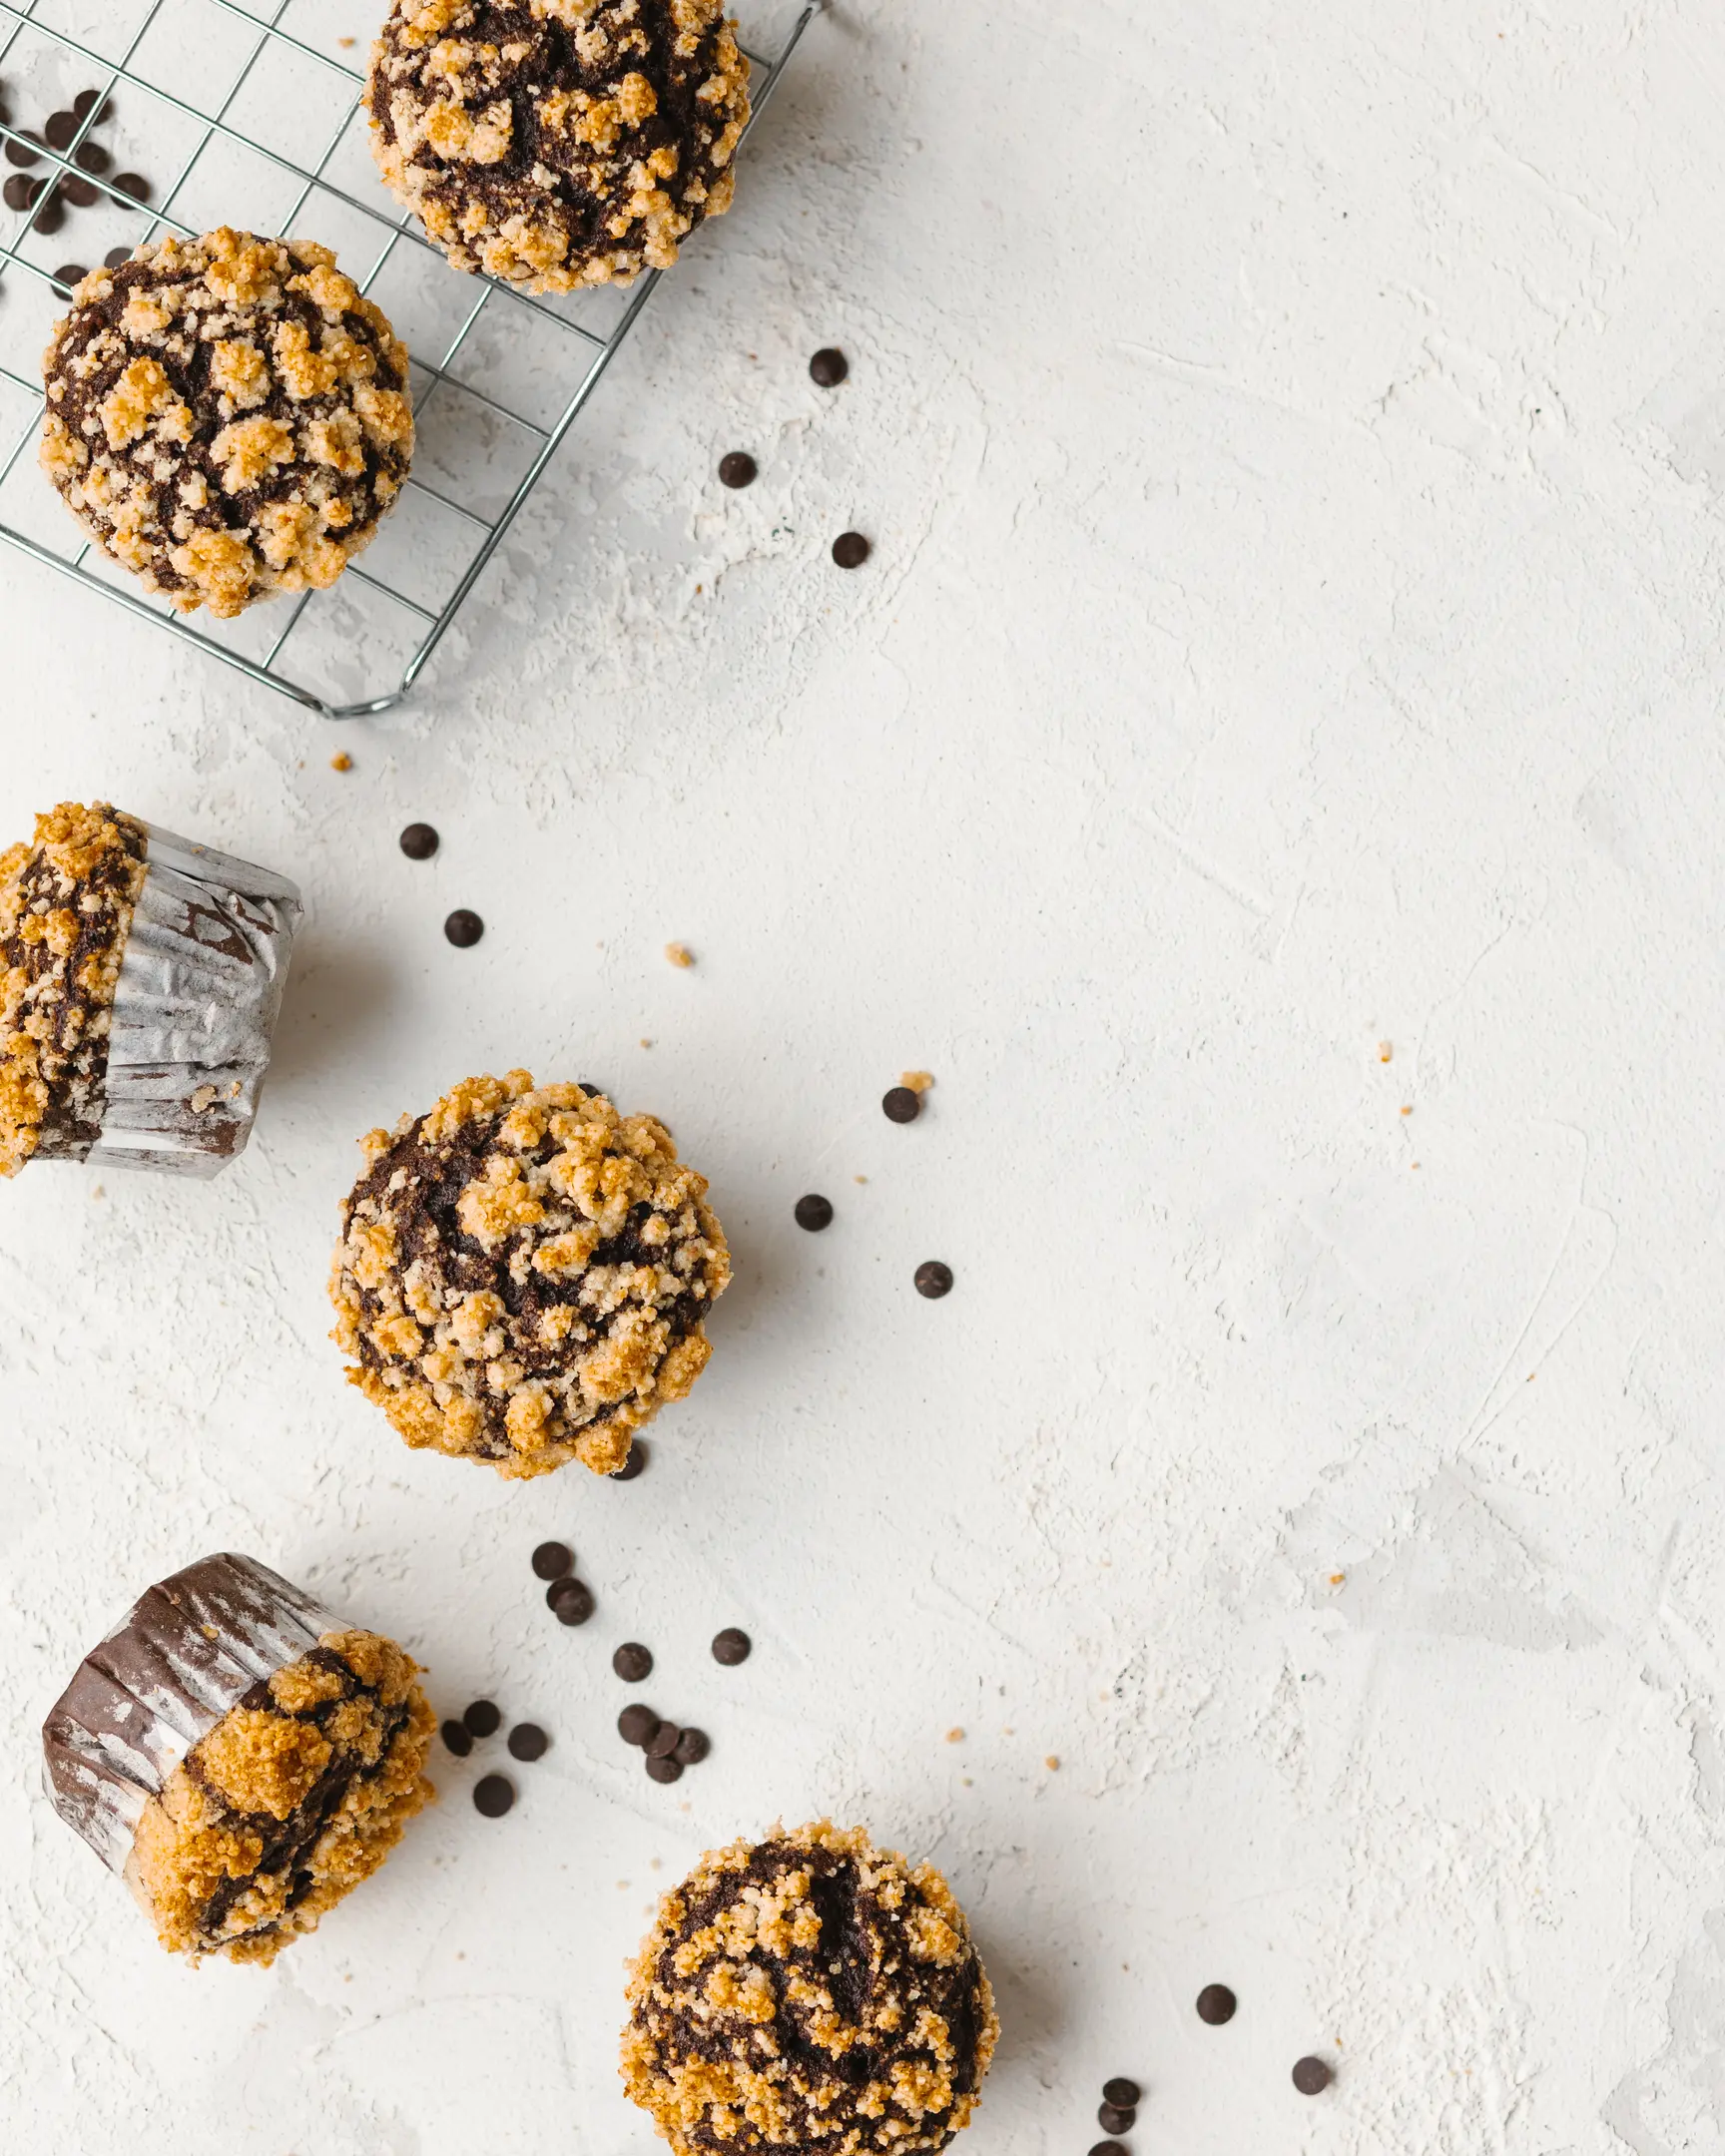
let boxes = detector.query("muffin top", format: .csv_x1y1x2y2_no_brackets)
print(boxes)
622,1820,999,2156
40,229,413,618
0,802,148,1179
365,0,751,292
329,1070,731,1478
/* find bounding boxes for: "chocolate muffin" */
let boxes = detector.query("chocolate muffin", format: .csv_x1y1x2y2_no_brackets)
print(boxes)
365,0,751,293
39,229,413,617
622,1821,999,2156
0,802,301,1179
329,1070,730,1478
42,1553,436,1966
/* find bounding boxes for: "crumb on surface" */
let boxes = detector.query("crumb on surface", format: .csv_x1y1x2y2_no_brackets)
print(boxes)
945,1727,964,1743
330,751,353,772
900,1070,934,1093
664,942,694,968
1044,1756,1060,1771
1378,1039,1393,1062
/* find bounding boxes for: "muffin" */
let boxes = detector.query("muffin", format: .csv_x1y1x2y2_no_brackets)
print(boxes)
0,802,302,1179
622,1820,999,2155
40,229,413,617
365,0,750,293
42,1552,436,1966
330,1070,730,1478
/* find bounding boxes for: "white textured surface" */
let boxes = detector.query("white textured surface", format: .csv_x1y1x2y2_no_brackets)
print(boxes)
3,0,1724,2148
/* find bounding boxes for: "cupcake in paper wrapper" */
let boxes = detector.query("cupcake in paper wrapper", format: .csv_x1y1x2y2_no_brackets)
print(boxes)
41,1552,435,1965
0,802,301,1179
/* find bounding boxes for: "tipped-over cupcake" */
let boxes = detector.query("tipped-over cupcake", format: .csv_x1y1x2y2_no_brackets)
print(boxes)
42,1553,435,1965
40,229,413,616
365,0,751,292
0,801,301,1179
329,1070,730,1478
623,1820,999,2155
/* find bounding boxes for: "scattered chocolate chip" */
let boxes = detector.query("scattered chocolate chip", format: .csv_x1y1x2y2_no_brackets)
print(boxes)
613,1642,653,1682
810,346,848,386
645,1720,681,1759
711,1627,751,1666
32,195,65,235
103,245,131,269
113,171,150,201
5,134,42,169
507,1722,549,1762
2,175,32,211
718,450,757,488
1291,2057,1333,2096
914,1261,954,1299
881,1085,921,1124
547,1576,594,1625
618,1703,660,1747
439,1718,473,1757
462,1699,502,1739
61,177,98,206
1196,1984,1236,2025
646,1753,684,1784
794,1193,834,1232
52,264,86,289
673,1727,710,1765
73,90,110,122
1097,2104,1135,2136
75,142,111,175
473,1773,515,1817
399,820,439,858
1089,2145,1128,2156
832,531,871,569
1101,2079,1142,2109
612,1439,646,1480
44,110,79,150
443,907,483,947
531,1539,573,1581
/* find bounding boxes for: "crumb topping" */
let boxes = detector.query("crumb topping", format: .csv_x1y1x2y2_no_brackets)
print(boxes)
40,230,414,619
126,1628,434,1966
365,0,750,292
622,1821,999,2156
329,1069,730,1478
0,802,148,1178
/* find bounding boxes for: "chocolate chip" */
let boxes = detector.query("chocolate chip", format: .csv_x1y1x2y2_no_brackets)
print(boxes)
507,1722,549,1761
1195,1984,1236,2025
5,134,41,169
1291,2057,1333,2095
673,1727,710,1765
462,1699,502,1738
61,177,98,206
794,1193,834,1232
547,1576,594,1625
618,1703,660,1747
914,1261,954,1299
718,450,757,488
612,1439,646,1480
44,111,79,151
531,1539,573,1581
613,1642,653,1681
2,175,32,210
1089,2145,1128,2156
832,531,871,569
1101,2079,1142,2108
1097,2104,1135,2136
645,1720,681,1759
51,264,86,288
113,172,150,201
73,90,110,122
646,1753,684,1784
439,1718,473,1757
103,245,131,269
399,820,439,859
810,346,848,386
75,142,111,175
443,907,483,946
33,196,65,235
473,1773,515,1817
881,1085,921,1124
711,1627,751,1666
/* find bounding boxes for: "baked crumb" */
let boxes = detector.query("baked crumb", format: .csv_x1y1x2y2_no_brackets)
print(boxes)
945,1727,964,1744
1378,1039,1393,1062
330,751,353,772
900,1070,934,1093
1044,1756,1059,1771
664,942,694,968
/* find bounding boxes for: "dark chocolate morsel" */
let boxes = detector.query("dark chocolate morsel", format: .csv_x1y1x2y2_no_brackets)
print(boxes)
440,1718,473,1757
75,140,111,174
548,1577,594,1624
32,194,66,236
711,1627,751,1666
618,1704,660,1747
73,90,110,122
62,176,99,205
612,1440,646,1480
531,1539,573,1581
103,246,132,269
506,1723,549,1762
645,1720,681,1759
1089,2145,1128,2156
672,1727,710,1765
113,172,150,201
462,1699,502,1738
646,1752,684,1784
794,1193,834,1231
1102,2078,1143,2108
914,1261,954,1299
613,1642,653,1682
1196,1984,1237,2025
443,907,483,947
53,264,89,290
4,134,42,169
1292,2056,1333,2095
1097,2103,1135,2135
832,531,870,569
473,1773,515,1817
399,820,439,859
881,1085,920,1123
809,347,848,386
45,111,80,150
718,450,757,488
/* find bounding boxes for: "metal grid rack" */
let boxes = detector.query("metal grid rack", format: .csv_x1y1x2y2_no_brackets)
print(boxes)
0,0,823,717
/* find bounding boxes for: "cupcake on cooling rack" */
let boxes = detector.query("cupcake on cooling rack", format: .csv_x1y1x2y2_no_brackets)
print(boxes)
330,1070,730,1478
0,801,301,1179
622,1819,999,2156
40,229,413,618
42,1552,435,1965
366,0,751,292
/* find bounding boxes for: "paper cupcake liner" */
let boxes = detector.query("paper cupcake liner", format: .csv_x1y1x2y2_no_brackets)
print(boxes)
41,1553,338,1876
35,823,303,1179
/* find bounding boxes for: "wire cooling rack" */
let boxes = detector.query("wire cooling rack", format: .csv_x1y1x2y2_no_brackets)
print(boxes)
0,0,824,717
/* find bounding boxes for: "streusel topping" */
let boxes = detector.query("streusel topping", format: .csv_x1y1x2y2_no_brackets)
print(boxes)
0,801,148,1179
40,230,413,618
622,1820,999,2156
329,1069,731,1478
366,0,750,292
